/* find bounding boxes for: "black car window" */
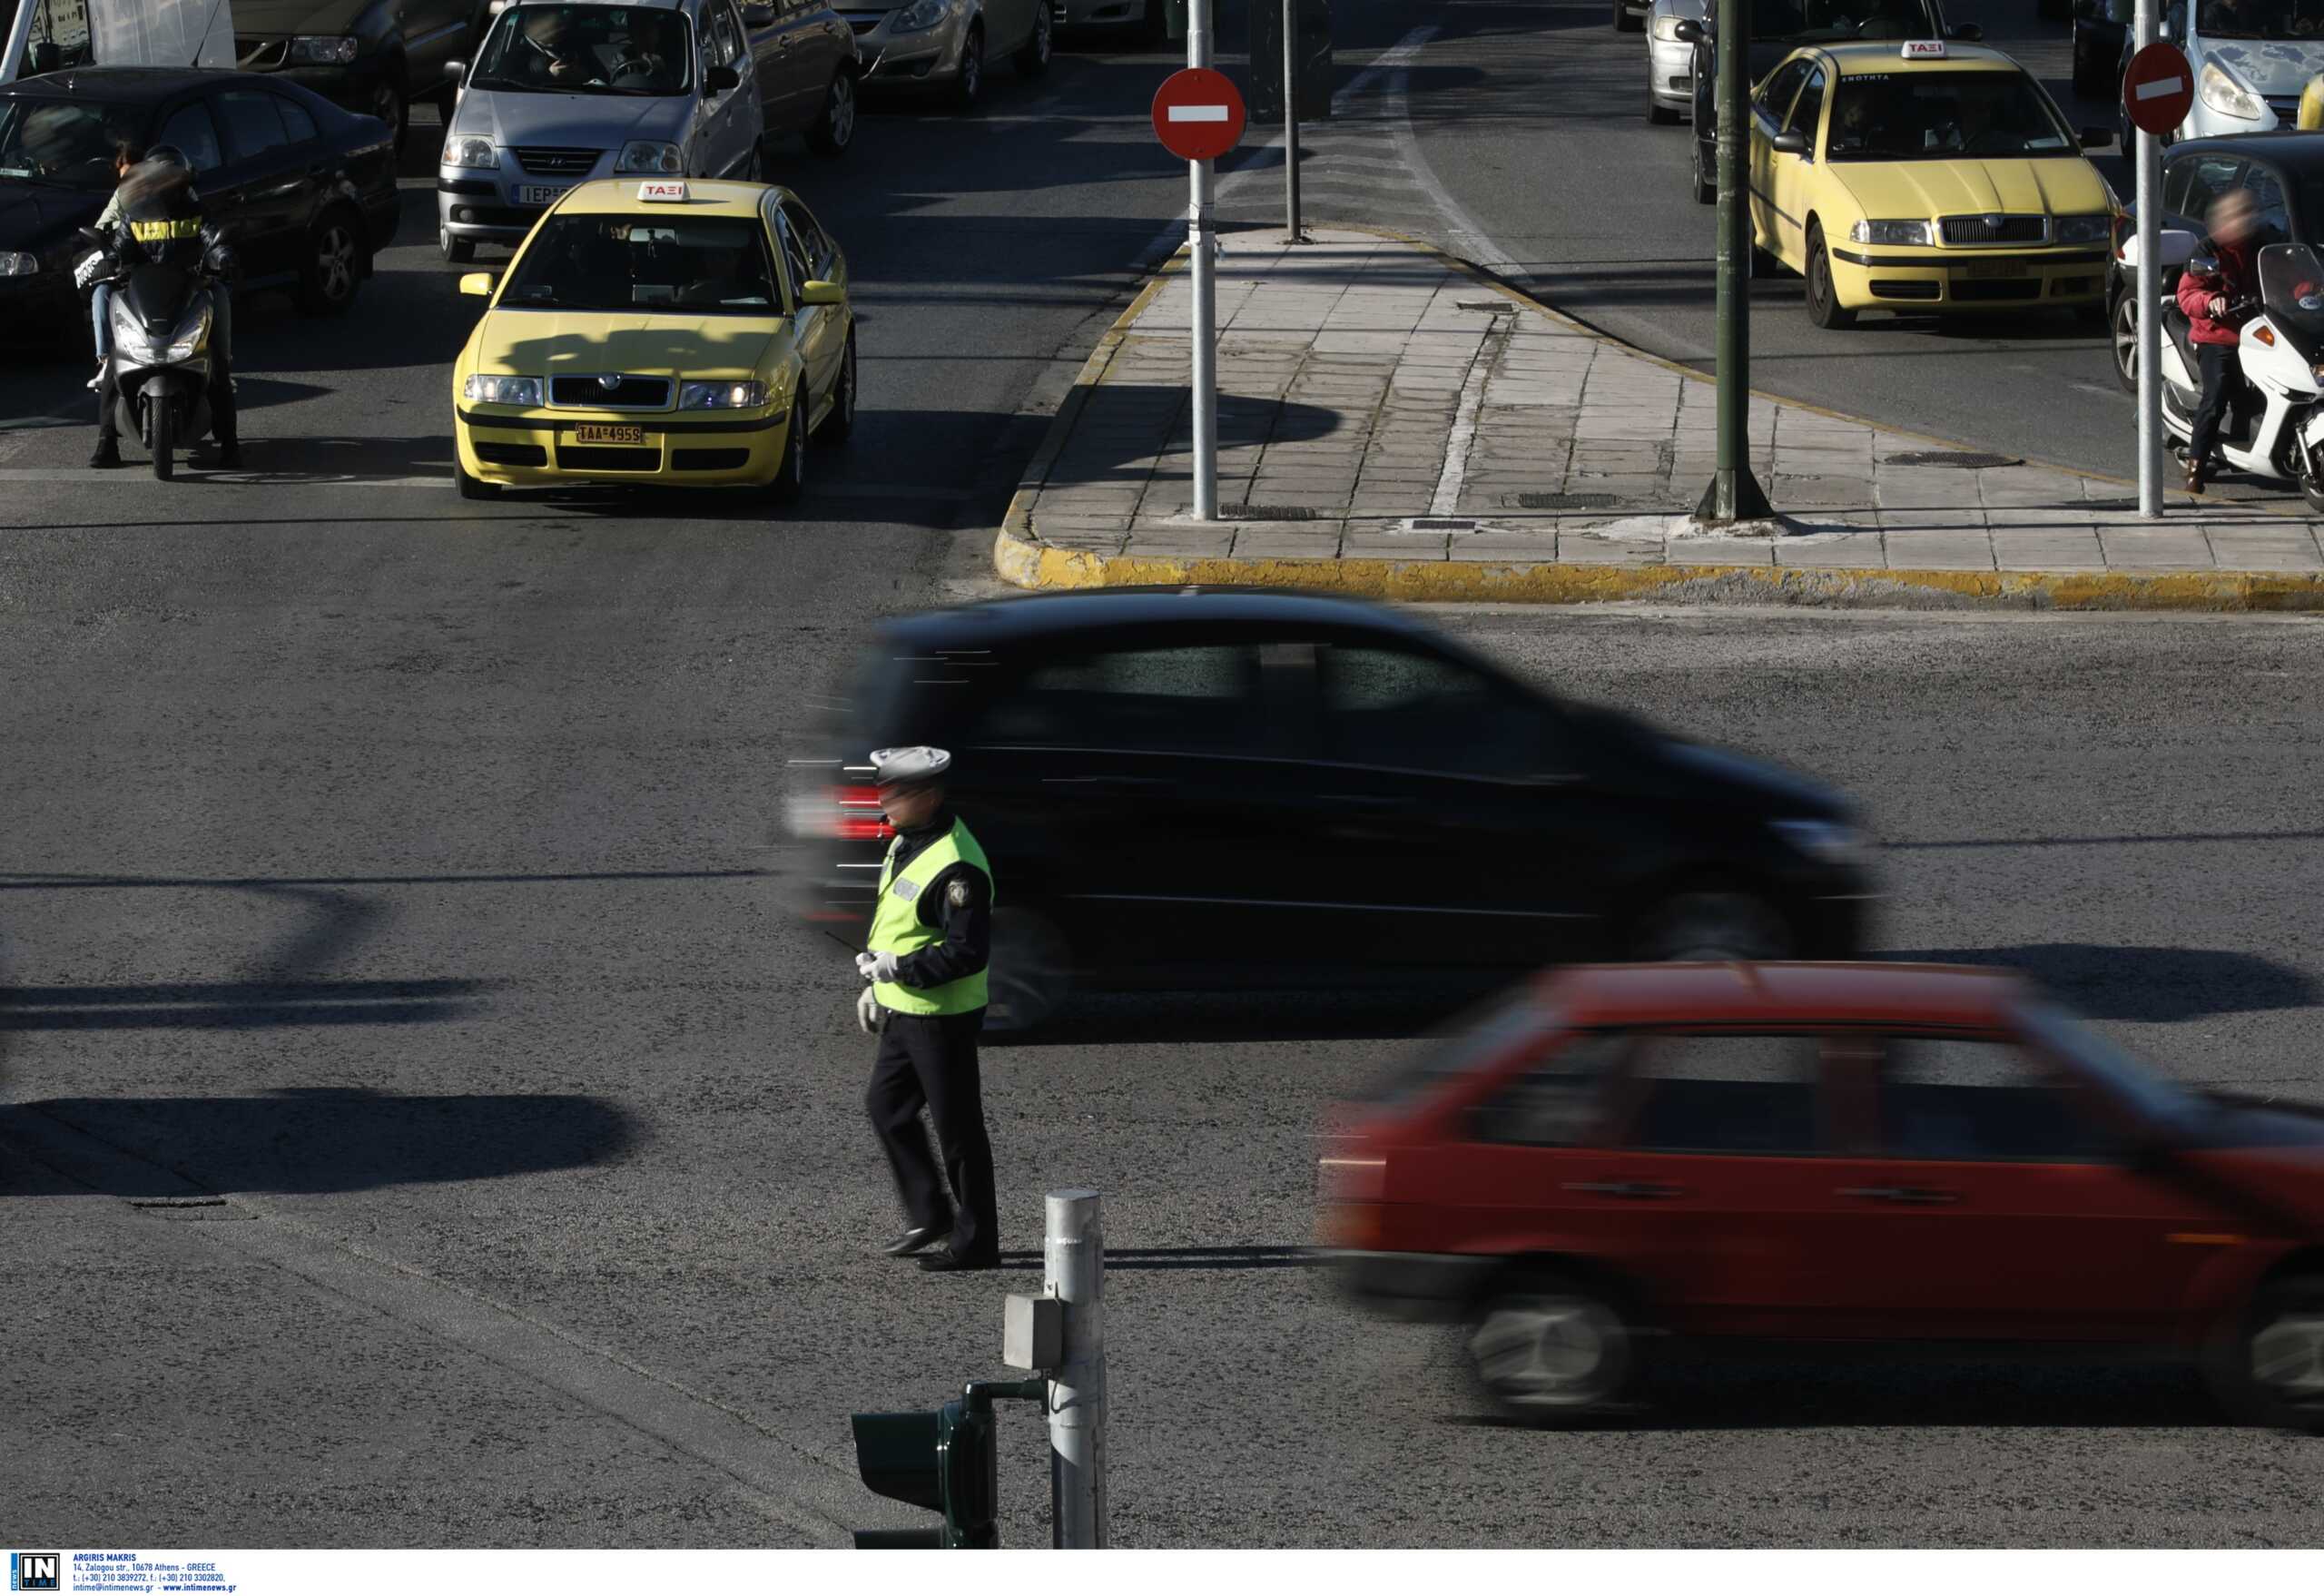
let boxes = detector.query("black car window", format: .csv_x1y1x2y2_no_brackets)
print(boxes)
2162,155,2195,219
153,102,225,173
213,89,290,165
1789,64,1827,143
2181,153,2245,222
1319,644,1559,779
274,94,319,146
1755,58,1812,127
1878,1037,2122,1163
1471,1032,1639,1147
977,645,1264,756
1618,1033,1825,1156
780,199,832,273
772,208,814,301
2245,164,2292,244
0,96,141,186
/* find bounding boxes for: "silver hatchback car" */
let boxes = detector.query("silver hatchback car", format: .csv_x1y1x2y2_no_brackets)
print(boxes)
840,0,1050,112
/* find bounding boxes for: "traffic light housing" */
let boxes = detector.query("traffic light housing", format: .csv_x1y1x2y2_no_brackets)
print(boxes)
850,1381,1039,1549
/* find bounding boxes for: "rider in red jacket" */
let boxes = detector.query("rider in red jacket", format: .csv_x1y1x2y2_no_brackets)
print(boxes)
2176,189,2260,493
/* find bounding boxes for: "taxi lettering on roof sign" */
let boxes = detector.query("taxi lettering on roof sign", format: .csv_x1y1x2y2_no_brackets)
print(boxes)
637,180,690,202
1902,39,1946,57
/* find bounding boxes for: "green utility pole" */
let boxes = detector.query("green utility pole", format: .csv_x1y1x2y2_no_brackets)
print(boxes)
1696,0,1771,524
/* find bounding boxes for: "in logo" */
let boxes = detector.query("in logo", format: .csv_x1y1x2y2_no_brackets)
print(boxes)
10,1552,60,1592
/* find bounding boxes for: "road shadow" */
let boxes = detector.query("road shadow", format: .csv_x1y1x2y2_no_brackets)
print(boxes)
1,977,491,1030
0,1089,640,1198
1888,944,2320,1023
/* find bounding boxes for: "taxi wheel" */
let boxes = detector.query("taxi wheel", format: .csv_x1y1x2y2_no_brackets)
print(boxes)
1805,223,1856,330
951,25,985,112
768,399,808,503
1017,4,1053,76
1468,1269,1638,1425
819,334,857,444
806,70,857,156
455,458,497,500
2211,1272,2324,1434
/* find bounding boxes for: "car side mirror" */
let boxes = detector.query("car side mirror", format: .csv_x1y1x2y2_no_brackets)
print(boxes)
1771,128,1809,155
458,271,497,297
705,64,742,94
446,58,466,90
743,1,778,23
2082,124,2114,147
1673,16,1704,41
1950,21,1983,38
799,279,846,307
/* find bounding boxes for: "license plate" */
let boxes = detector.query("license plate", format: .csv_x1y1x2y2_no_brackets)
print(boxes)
517,183,571,206
1960,260,2029,280
574,424,645,444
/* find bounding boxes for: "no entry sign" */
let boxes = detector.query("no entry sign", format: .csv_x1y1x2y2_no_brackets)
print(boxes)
1153,67,1246,162
2122,41,2194,137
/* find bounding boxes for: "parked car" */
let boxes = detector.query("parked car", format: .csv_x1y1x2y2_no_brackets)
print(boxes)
1051,0,1167,42
2104,132,2319,391
838,0,1050,112
436,0,771,263
1647,0,1707,123
783,589,1876,1031
2071,0,2130,102
1323,961,2324,1432
223,0,495,153
743,0,862,158
0,66,399,346
2130,0,2324,144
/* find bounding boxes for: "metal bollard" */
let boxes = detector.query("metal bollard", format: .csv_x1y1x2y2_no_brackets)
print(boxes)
1045,1189,1107,1548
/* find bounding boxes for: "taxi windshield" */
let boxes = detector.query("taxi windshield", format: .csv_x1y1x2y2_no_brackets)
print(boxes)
1751,0,1940,40
469,5,694,95
2196,0,2324,39
0,95,140,186
1826,71,2078,161
502,213,780,313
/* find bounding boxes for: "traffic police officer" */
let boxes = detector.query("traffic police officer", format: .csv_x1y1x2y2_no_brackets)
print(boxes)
855,746,1000,1273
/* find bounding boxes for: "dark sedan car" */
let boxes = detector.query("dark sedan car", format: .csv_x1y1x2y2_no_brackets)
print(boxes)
0,66,399,349
783,589,1876,1031
226,0,495,153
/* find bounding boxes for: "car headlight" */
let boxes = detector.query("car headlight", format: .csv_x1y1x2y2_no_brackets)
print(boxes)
2053,213,2111,246
444,135,498,170
1649,14,1689,39
615,140,684,174
891,0,950,33
289,35,360,64
0,251,37,275
679,379,768,409
2199,60,2264,121
1771,818,1867,867
1848,219,1930,246
462,373,542,406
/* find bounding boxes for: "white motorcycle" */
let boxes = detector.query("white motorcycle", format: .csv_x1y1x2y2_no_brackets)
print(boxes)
2130,230,2324,510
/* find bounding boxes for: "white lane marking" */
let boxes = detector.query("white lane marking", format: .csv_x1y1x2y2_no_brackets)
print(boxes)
1374,32,1525,280
1433,330,1498,517
1167,105,1231,123
2135,77,2186,99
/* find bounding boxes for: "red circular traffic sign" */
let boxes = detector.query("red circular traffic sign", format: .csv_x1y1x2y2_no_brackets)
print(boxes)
2122,41,2195,137
1152,68,1246,162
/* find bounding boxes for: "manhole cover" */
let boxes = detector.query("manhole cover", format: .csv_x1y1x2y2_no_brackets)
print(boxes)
1883,450,2022,469
1512,492,1619,510
1408,517,1478,531
1225,504,1319,520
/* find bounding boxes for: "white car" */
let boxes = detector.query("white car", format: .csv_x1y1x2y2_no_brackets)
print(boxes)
1646,0,1705,123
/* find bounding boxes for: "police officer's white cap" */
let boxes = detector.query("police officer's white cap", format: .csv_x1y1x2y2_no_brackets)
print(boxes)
870,746,951,785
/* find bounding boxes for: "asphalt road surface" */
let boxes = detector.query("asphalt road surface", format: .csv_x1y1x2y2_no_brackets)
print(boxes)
6,15,2324,1554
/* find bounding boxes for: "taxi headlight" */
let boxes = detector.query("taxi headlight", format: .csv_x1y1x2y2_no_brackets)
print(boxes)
891,0,950,33
2199,60,2264,122
444,135,498,170
462,373,541,406
290,34,360,64
2053,213,2111,245
1849,219,1930,246
1771,817,1867,867
679,379,768,409
615,140,684,174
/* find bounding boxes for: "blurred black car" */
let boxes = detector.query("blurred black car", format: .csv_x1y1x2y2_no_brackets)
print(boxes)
2103,132,2324,390
784,589,1876,1031
2070,0,2128,102
226,0,496,153
0,66,400,350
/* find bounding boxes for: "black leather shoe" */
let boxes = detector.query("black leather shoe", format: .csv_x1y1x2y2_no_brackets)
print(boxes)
918,1246,1000,1274
89,438,122,468
881,1224,946,1258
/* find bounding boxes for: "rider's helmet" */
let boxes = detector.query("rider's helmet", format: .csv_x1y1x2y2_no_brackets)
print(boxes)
117,144,196,210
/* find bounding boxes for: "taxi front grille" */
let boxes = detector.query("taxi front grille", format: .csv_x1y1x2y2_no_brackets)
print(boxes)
549,375,672,409
1940,215,2046,246
512,146,600,176
556,446,660,471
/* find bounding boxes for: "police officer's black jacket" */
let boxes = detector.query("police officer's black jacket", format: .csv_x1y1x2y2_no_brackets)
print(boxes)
886,808,992,991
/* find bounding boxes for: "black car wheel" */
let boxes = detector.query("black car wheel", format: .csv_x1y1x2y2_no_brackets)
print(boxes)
1805,222,1856,330
818,333,857,444
2211,1273,2324,1434
768,397,807,502
1648,94,1679,125
1634,887,1793,961
371,75,409,155
2111,291,2139,392
806,69,857,155
298,209,364,316
1017,3,1052,76
1691,133,1716,204
985,907,1072,1034
1468,1270,1639,1425
439,224,475,265
951,25,985,112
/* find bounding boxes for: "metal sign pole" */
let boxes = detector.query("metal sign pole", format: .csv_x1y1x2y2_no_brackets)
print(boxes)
1284,0,1304,241
1189,0,1218,519
1697,0,1771,522
2134,0,2162,518
1045,1190,1107,1549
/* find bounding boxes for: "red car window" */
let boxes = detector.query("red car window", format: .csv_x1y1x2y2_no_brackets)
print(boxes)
1469,1032,1640,1147
1878,1037,2124,1163
1612,1033,1825,1157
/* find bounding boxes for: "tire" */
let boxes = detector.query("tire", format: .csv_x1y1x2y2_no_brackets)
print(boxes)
767,397,807,502
439,224,474,266
1016,3,1052,77
1614,0,1643,30
2111,293,2140,393
1805,222,1856,330
805,70,857,156
370,74,409,155
1690,134,1715,204
150,401,174,483
455,457,497,499
818,333,857,444
1648,97,1679,125
1467,1269,1639,1425
2211,1272,2324,1434
951,25,985,113
984,907,1072,1034
1633,887,1793,961
298,209,364,316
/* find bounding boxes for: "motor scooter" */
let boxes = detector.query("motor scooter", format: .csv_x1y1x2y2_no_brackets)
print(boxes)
81,225,228,482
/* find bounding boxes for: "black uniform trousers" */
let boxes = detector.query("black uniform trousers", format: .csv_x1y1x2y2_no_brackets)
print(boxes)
863,1007,998,1260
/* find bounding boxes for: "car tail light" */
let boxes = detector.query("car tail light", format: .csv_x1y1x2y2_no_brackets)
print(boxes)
833,783,893,841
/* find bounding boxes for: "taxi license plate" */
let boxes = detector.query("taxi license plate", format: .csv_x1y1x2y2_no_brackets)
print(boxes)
574,424,645,444
1960,261,2028,280
517,183,571,206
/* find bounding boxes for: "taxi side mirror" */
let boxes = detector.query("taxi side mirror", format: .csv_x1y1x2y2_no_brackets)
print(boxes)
1672,16,1703,41
1771,128,1809,155
2082,125,2114,147
458,271,496,298
799,279,846,307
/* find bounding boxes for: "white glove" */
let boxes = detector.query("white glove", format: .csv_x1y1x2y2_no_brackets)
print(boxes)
74,252,109,291
855,950,900,982
856,986,882,1034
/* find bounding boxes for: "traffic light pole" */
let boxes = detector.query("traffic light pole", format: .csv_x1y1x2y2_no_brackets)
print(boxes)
1696,0,1771,524
1189,0,1219,518
2134,0,2162,518
1045,1189,1108,1548
1283,0,1305,242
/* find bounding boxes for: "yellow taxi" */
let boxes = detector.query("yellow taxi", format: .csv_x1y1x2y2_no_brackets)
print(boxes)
450,178,854,499
1746,40,2118,328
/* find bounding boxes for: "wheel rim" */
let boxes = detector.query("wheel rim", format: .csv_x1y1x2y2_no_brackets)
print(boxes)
1034,7,1050,62
2114,300,2137,383
1640,892,1790,961
829,74,856,146
1810,241,1832,316
318,225,355,301
1471,1295,1620,1408
961,35,980,98
2251,1309,2324,1401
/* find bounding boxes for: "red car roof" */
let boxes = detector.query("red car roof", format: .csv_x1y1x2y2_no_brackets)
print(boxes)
1531,961,2030,1030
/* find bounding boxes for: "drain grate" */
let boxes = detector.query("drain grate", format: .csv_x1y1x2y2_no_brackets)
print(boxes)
1224,504,1320,521
1408,517,1478,531
1883,450,2022,469
1456,299,1518,313
1512,491,1619,510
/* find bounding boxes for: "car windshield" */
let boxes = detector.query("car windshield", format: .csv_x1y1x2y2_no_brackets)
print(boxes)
469,4,694,95
0,94,140,186
1826,71,2078,161
2197,0,2324,39
2013,1000,2207,1132
501,214,779,313
1751,0,1939,39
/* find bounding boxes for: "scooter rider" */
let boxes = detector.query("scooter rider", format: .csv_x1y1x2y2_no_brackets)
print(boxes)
84,146,239,470
2176,188,2260,495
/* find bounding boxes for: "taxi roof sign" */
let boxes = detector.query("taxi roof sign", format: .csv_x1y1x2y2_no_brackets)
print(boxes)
1902,39,1947,57
637,180,690,203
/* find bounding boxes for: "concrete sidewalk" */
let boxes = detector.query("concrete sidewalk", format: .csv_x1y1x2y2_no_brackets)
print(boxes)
993,227,2324,609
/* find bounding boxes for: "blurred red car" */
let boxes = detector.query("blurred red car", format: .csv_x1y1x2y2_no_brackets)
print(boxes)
1322,962,2324,1430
